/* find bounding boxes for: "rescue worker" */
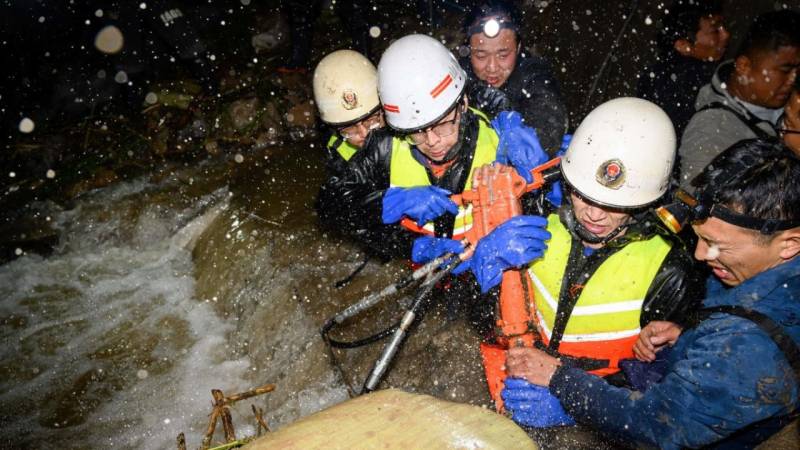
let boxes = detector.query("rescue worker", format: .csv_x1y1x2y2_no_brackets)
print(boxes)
443,98,702,419
462,1,568,152
316,34,547,263
312,50,385,176
504,139,800,448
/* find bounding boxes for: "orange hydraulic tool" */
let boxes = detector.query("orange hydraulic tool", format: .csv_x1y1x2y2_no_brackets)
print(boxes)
403,157,561,410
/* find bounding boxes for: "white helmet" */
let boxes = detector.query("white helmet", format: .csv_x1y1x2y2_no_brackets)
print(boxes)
313,50,380,126
561,97,676,208
377,34,467,132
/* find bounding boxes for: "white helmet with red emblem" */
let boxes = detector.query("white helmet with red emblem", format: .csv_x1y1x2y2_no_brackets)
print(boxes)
377,34,467,132
313,50,380,126
561,97,676,208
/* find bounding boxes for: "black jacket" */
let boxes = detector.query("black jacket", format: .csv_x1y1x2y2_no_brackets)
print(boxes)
463,54,568,153
316,110,490,261
637,52,718,138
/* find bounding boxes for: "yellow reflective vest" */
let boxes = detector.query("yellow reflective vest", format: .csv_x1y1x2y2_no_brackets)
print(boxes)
327,134,359,161
528,214,673,375
388,109,498,238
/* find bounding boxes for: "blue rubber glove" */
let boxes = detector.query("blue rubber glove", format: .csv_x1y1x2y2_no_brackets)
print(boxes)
544,134,571,208
502,378,575,428
411,236,465,264
382,186,459,225
492,111,549,183
453,216,550,293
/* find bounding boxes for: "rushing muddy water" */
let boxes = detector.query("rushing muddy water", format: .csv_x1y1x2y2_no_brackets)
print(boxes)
0,148,495,449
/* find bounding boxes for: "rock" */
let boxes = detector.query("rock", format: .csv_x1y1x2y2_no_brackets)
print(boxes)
285,102,316,130
229,98,261,130
65,168,119,199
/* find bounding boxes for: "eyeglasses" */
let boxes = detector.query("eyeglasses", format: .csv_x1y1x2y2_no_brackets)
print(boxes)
405,107,461,145
339,111,383,140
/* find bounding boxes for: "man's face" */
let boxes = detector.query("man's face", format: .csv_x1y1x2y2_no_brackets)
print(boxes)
338,111,385,148
410,106,461,162
570,192,632,248
469,28,518,88
692,14,730,62
737,45,800,108
692,217,784,286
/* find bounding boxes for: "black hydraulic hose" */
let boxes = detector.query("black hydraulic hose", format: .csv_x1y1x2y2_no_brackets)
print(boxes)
334,253,370,289
361,256,462,393
320,253,454,348
322,320,400,349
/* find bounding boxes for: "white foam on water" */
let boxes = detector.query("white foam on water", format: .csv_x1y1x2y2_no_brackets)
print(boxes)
0,178,252,449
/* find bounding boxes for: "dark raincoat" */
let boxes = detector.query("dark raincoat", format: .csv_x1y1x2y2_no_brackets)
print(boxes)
463,54,568,153
550,256,800,449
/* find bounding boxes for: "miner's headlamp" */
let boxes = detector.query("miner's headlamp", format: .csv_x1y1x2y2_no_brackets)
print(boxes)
655,189,800,235
467,16,518,39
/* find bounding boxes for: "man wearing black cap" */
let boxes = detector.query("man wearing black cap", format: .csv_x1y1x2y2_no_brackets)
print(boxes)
462,1,568,152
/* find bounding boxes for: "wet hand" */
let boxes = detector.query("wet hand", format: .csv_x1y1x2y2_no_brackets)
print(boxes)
506,347,561,387
633,321,682,362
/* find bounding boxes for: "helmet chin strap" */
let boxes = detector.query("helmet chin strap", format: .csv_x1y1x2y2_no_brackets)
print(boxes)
558,202,632,247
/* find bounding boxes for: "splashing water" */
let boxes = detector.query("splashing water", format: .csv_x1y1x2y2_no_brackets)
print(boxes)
0,177,252,449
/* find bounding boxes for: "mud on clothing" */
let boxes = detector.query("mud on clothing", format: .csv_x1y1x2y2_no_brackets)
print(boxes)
550,256,800,449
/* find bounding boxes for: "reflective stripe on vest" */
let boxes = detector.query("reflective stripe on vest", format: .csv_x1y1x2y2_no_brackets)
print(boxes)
327,134,359,161
388,108,498,238
528,214,673,374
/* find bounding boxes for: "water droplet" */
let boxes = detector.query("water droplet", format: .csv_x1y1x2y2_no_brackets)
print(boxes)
114,70,129,84
19,118,35,133
234,154,244,163
46,169,56,179
369,26,381,38
137,369,149,379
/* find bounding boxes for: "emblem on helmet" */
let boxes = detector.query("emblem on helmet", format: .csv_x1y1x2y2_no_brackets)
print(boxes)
596,159,626,189
341,89,358,110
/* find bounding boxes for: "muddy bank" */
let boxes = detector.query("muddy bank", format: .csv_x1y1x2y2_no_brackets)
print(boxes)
190,145,492,431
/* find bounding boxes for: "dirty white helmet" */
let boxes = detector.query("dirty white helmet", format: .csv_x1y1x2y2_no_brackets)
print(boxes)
377,34,467,132
313,50,380,126
561,97,676,208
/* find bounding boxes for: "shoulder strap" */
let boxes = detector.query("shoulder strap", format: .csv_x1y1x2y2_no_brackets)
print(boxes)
698,305,800,381
696,102,775,140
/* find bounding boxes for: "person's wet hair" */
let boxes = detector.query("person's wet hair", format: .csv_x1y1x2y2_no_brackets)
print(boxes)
655,0,723,54
735,9,800,59
693,139,800,229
